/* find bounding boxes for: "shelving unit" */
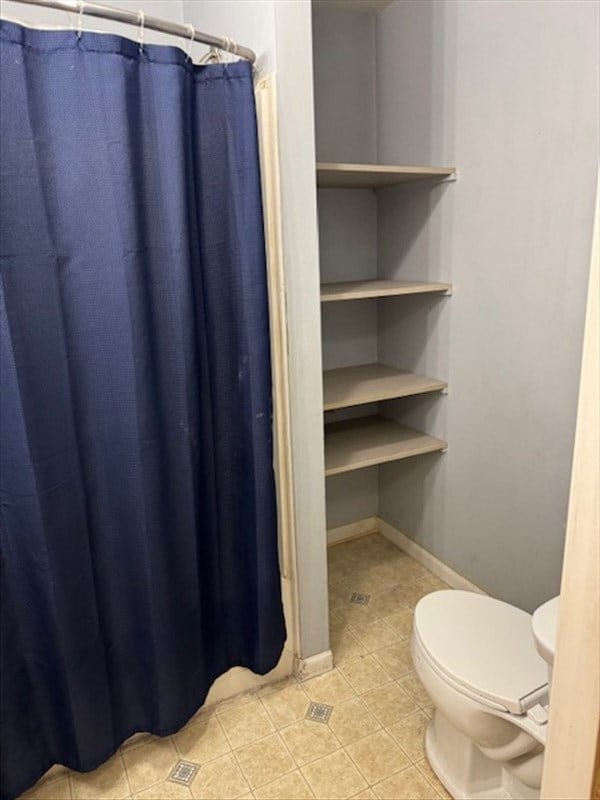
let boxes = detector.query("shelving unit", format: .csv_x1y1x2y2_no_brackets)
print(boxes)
318,160,453,487
324,416,447,476
321,279,452,302
317,162,456,189
323,363,447,411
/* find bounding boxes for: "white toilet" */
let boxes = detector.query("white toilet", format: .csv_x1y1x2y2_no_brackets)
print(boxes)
412,590,559,800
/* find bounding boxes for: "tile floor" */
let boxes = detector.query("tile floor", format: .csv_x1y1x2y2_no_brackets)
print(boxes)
21,534,452,800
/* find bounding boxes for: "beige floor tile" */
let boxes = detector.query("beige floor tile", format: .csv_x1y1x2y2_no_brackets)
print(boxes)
363,563,406,592
22,776,73,800
404,584,438,610
348,619,399,652
260,681,310,729
338,572,394,598
338,656,391,695
190,753,249,799
134,780,192,799
380,609,414,641
386,711,429,763
366,591,406,621
345,730,409,785
279,720,340,766
257,677,298,697
235,733,295,789
218,700,275,749
373,765,438,799
422,705,435,720
213,691,257,716
172,714,230,765
328,583,352,611
122,737,178,795
327,697,380,746
416,759,452,799
330,628,368,665
302,669,355,705
327,568,347,589
333,602,379,627
361,683,418,727
329,610,345,632
329,562,364,589
71,753,130,799
349,790,375,799
397,670,432,707
254,770,314,799
301,749,367,800
371,642,413,680
417,574,449,592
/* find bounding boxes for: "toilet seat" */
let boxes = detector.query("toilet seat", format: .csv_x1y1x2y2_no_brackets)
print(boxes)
414,591,548,714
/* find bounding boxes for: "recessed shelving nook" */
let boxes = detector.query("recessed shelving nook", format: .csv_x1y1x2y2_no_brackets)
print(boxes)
312,1,455,544
318,160,453,473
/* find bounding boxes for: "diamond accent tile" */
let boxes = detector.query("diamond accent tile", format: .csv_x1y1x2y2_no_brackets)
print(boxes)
305,702,333,724
350,592,370,605
169,760,199,785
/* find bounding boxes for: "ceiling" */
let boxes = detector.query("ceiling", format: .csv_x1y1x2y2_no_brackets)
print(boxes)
312,0,393,14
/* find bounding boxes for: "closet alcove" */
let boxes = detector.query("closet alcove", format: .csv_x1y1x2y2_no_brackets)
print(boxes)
311,1,456,557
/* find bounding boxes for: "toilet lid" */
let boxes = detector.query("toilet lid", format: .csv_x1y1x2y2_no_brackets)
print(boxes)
414,591,548,714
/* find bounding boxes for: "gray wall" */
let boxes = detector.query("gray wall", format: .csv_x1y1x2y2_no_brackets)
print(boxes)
376,0,599,611
2,0,184,38
313,7,381,531
312,6,377,164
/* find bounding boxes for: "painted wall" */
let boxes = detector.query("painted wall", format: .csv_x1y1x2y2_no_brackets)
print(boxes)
1,0,184,44
312,6,376,163
376,0,599,611
312,6,380,531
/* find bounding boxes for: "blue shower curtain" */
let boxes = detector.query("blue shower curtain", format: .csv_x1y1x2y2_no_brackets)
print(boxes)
0,20,285,799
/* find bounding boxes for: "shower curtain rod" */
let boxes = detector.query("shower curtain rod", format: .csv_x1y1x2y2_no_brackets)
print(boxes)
5,0,257,63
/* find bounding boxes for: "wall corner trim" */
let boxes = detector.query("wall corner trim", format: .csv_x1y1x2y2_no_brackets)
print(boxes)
378,517,488,595
294,650,334,682
327,516,379,546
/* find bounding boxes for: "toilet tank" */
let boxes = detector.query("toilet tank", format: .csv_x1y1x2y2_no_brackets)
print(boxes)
532,596,560,691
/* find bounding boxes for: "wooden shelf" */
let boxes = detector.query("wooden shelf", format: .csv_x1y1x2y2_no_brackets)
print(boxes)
325,415,447,476
317,162,456,189
321,279,451,302
323,363,447,411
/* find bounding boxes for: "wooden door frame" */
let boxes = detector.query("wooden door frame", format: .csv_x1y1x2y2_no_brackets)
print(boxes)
541,175,600,799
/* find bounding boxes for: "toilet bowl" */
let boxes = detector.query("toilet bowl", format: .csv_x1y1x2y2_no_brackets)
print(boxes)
412,591,557,800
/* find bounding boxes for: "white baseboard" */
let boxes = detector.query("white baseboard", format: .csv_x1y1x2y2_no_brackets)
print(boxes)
294,650,334,681
378,517,487,595
327,516,379,546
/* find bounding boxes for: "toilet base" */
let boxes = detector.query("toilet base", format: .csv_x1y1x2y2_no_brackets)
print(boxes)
425,711,539,800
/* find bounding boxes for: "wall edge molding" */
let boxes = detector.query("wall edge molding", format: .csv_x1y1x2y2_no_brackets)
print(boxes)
327,516,379,546
294,650,334,681
378,517,488,595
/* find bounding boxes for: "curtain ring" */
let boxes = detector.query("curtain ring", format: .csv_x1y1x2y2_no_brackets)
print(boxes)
222,36,238,57
76,0,83,40
137,9,145,54
185,23,195,63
